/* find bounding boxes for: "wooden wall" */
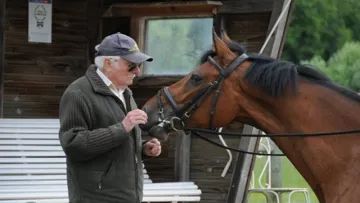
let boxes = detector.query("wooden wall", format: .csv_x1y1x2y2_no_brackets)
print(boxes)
4,0,88,118
2,0,276,202
226,12,272,52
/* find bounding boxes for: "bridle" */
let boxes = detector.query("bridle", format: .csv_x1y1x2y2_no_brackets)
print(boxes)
154,53,281,155
156,53,249,131
152,53,360,156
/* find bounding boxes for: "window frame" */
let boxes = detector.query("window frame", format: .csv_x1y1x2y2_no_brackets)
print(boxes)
102,2,222,77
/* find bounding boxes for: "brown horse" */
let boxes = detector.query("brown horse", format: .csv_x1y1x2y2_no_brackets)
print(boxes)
140,31,360,203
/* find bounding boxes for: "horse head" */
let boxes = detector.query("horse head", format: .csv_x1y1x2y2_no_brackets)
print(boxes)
141,30,265,138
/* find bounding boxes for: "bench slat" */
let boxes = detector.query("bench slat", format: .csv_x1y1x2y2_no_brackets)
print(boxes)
0,190,201,200
0,168,147,174
0,188,201,196
0,158,66,163
0,128,59,134
0,184,198,191
0,175,67,180
0,174,150,180
0,146,62,151
0,179,154,186
0,124,60,128
0,119,59,123
144,196,201,202
0,140,60,145
0,134,59,139
0,151,65,157
0,196,201,203
0,164,66,169
0,199,69,203
0,169,65,174
0,180,67,185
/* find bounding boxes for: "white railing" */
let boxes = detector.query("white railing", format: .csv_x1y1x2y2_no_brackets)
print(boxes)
247,136,311,203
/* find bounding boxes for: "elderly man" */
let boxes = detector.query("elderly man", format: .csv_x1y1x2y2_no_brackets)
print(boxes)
58,32,161,203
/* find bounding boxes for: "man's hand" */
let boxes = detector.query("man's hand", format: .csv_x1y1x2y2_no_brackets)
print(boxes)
122,109,148,132
143,138,161,157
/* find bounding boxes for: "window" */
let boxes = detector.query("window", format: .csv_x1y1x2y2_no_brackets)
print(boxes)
102,1,222,76
142,17,213,76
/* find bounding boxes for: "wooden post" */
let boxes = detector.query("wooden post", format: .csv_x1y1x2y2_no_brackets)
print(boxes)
174,131,191,182
0,0,5,118
227,125,261,203
270,141,283,189
86,0,103,66
213,12,224,37
270,0,295,59
174,131,190,203
263,0,294,59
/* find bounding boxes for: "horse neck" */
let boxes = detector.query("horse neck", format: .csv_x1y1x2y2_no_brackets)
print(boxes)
237,80,360,203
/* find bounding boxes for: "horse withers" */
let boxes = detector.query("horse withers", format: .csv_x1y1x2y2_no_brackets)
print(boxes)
140,30,360,203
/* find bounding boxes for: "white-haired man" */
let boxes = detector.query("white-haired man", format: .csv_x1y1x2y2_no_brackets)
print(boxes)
58,32,161,203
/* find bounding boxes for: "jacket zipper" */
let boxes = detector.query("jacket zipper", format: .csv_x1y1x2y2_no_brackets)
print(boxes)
133,134,139,202
98,160,114,189
123,92,139,202
118,91,139,202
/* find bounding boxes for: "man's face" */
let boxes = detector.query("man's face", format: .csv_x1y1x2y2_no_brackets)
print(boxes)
103,57,141,88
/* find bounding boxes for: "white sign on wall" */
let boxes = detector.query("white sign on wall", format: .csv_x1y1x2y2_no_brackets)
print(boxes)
28,0,52,43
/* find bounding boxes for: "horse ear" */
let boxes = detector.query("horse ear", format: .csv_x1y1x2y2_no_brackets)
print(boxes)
221,29,232,43
212,29,236,62
211,27,217,52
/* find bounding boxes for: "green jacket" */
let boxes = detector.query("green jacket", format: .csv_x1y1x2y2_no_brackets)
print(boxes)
58,65,145,203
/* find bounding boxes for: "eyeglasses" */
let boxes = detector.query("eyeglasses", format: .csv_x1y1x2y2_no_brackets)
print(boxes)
128,63,141,72
108,57,141,72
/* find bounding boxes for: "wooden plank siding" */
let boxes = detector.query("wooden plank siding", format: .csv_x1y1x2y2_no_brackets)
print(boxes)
1,0,285,203
4,0,88,118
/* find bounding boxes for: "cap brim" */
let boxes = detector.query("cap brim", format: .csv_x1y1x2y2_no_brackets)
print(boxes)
122,51,153,64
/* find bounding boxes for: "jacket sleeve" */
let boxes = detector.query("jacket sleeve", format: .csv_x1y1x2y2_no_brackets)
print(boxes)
58,89,130,162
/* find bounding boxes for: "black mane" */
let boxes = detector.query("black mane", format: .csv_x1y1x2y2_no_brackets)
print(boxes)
200,41,360,102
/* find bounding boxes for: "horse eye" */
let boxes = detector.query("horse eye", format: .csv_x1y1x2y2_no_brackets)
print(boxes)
190,74,203,85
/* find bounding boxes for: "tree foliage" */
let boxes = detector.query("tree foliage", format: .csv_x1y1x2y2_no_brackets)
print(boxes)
282,0,360,63
301,41,360,91
281,0,360,91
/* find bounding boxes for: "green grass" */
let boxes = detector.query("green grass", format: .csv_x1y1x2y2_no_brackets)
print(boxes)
247,156,319,203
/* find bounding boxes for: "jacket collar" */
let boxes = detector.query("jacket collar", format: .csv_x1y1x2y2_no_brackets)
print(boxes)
85,64,133,97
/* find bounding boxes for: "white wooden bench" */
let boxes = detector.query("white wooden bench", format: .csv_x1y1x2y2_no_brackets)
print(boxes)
0,118,201,203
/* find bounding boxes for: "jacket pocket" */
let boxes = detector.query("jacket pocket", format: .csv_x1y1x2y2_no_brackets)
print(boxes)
98,160,115,190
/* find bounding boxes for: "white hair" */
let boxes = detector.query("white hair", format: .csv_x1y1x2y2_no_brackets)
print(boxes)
94,44,121,69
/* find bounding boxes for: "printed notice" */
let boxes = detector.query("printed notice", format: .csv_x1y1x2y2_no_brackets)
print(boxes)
28,0,52,43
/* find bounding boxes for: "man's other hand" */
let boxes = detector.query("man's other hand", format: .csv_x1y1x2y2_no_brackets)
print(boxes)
143,138,161,157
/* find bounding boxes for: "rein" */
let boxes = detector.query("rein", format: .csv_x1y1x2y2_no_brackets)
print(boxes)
161,117,360,156
184,127,360,156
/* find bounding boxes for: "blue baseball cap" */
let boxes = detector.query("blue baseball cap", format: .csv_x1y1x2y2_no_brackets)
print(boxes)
95,32,153,63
